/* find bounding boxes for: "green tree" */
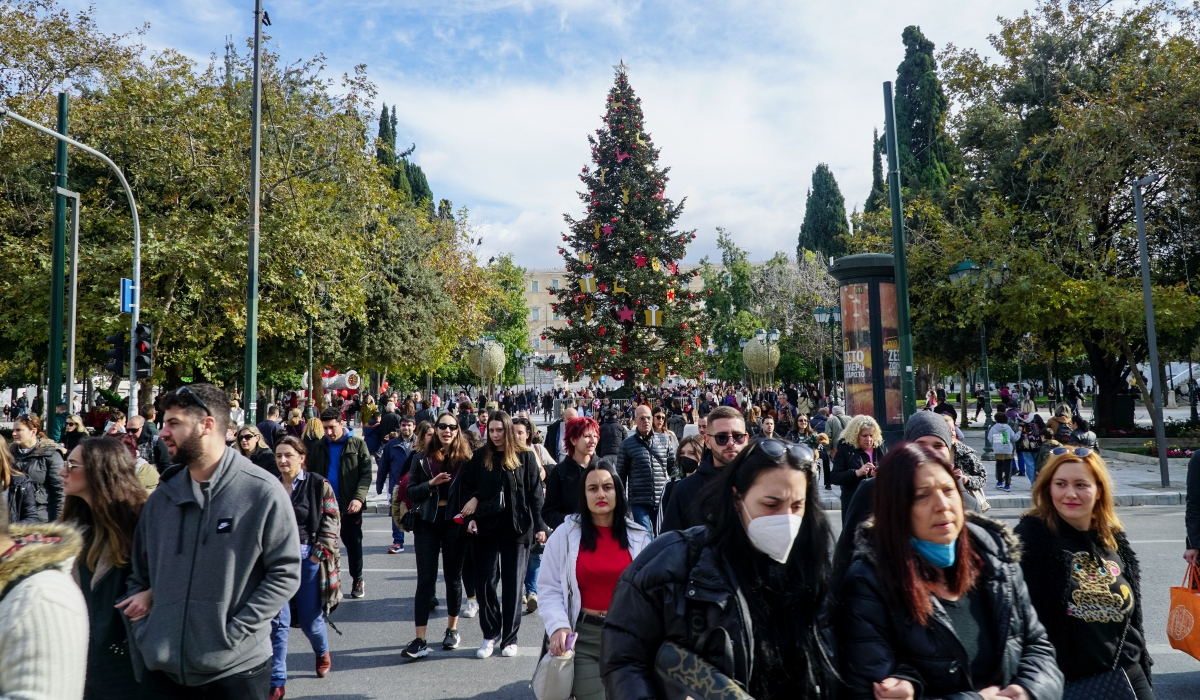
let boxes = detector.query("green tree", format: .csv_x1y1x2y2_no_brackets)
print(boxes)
895,25,958,195
864,129,888,214
376,104,394,167
547,63,705,383
797,163,849,259
480,254,532,386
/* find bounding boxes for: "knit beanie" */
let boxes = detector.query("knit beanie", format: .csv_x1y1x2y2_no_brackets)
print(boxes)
904,410,953,449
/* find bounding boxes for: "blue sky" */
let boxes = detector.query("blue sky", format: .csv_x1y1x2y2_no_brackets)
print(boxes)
70,0,1037,268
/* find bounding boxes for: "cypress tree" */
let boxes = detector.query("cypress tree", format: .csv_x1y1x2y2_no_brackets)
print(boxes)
405,161,433,205
864,128,888,213
375,104,394,167
797,163,849,259
894,26,958,194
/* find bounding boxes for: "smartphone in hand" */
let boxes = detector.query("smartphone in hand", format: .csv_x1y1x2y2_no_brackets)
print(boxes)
566,632,578,651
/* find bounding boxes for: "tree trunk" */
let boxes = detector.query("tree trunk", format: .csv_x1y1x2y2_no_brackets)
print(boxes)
960,371,970,429
1084,334,1130,430
1118,335,1162,441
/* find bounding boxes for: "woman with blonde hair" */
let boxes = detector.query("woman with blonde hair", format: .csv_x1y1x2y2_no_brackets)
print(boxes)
458,410,547,659
285,407,306,439
746,405,762,436
1014,448,1154,699
830,415,885,522
302,416,324,455
234,425,279,477
60,436,149,697
1047,403,1074,436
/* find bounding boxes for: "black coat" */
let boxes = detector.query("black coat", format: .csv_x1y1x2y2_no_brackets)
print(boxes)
457,448,546,545
9,438,64,522
544,419,565,462
830,442,885,512
541,455,591,529
615,430,676,508
837,512,1064,700
1014,515,1153,695
246,447,280,478
4,473,39,524
601,527,835,699
657,455,719,533
406,451,469,524
1189,451,1200,549
598,418,627,458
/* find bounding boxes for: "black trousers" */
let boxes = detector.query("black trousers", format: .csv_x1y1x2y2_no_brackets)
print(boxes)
473,534,529,647
341,509,363,580
414,513,465,627
462,543,476,598
142,659,270,699
821,449,832,488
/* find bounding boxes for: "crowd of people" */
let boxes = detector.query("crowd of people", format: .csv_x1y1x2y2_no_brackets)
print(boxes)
0,376,1195,700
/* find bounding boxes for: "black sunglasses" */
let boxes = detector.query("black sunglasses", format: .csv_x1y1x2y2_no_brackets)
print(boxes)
175,385,212,416
749,438,817,464
1051,446,1092,458
238,434,255,441
710,432,749,446
436,423,459,431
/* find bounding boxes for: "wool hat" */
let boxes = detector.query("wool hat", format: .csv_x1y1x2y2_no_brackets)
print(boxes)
904,410,954,449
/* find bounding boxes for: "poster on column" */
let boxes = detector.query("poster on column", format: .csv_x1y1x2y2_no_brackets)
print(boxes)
841,284,873,418
879,282,904,425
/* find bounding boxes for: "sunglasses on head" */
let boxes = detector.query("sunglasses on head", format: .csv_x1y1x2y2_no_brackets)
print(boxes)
175,385,212,416
436,423,459,431
710,432,749,446
1051,446,1092,458
748,438,817,464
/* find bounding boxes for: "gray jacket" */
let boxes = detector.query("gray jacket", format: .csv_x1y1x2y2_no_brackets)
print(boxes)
126,447,300,686
615,430,677,508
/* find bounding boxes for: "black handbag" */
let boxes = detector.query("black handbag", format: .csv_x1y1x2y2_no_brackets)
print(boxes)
1062,600,1136,700
654,640,754,700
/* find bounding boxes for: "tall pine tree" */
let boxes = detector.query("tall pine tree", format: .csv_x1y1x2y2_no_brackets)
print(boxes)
895,26,958,194
546,62,704,383
797,163,849,259
376,104,394,167
864,128,887,213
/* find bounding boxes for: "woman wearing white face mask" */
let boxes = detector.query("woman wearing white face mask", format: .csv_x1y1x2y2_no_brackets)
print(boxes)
601,438,836,699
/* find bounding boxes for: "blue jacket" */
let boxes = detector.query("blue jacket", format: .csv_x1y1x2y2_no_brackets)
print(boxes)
376,436,414,495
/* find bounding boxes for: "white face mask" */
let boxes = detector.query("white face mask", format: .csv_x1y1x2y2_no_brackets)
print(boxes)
741,502,803,563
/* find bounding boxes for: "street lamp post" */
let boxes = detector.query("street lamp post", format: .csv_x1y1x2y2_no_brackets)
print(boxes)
950,259,1009,460
739,337,749,388
767,328,780,388
1133,173,1170,487
814,307,841,406
244,0,267,427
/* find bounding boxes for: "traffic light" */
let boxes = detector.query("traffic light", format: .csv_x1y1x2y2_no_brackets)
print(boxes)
133,323,153,379
104,333,125,375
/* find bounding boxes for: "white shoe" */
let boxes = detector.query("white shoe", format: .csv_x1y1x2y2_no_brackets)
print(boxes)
476,639,495,659
500,644,519,657
461,599,479,618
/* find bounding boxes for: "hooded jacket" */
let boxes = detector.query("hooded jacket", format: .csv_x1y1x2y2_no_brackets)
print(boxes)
615,429,677,509
837,512,1063,700
9,438,64,522
126,447,301,686
599,415,628,458
3,473,38,525
306,431,372,512
0,523,88,699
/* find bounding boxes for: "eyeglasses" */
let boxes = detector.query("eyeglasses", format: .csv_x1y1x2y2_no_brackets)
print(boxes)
175,386,212,416
436,423,459,431
1051,446,1092,458
238,434,255,442
64,461,84,473
710,432,749,446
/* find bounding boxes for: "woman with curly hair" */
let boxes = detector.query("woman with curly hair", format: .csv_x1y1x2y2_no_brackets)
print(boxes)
830,415,886,521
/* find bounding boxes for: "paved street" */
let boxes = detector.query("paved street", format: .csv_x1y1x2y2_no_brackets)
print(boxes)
281,507,1200,699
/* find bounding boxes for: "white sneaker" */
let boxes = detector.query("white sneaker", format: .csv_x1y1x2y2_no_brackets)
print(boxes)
500,644,519,657
461,599,479,618
476,639,495,659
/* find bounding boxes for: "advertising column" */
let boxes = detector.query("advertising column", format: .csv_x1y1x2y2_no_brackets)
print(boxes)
879,283,904,426
841,283,873,418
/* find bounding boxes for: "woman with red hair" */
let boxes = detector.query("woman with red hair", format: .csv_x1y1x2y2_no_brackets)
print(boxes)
543,417,601,529
837,442,1062,700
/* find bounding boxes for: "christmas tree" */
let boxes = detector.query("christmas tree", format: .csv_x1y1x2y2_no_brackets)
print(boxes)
544,62,705,384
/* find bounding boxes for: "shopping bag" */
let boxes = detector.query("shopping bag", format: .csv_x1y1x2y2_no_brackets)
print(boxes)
1167,564,1200,661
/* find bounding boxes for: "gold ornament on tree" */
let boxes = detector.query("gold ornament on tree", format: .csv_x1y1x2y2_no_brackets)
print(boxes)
742,337,780,374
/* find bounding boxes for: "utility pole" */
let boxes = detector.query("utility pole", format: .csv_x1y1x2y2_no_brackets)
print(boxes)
883,81,917,420
47,93,68,438
244,0,265,425
1133,173,1170,487
57,187,81,416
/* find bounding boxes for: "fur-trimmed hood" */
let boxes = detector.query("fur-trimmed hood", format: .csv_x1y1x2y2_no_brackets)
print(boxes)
851,510,1023,568
10,437,64,462
0,522,83,594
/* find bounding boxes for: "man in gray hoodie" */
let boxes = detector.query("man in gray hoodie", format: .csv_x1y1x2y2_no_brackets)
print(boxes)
119,383,300,699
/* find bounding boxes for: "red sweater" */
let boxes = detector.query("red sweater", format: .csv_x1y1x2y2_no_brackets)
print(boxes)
576,526,633,611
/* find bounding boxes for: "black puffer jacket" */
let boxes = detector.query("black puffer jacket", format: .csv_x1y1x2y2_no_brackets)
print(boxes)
615,430,676,508
4,473,39,524
9,438,64,522
598,417,627,458
837,512,1063,700
601,527,835,699
830,443,885,512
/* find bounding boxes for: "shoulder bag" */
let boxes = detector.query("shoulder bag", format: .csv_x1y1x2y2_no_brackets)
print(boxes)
531,572,575,700
654,640,753,700
1062,572,1136,700
1168,564,1200,661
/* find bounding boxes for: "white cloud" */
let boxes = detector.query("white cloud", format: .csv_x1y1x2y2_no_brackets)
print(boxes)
68,0,1035,268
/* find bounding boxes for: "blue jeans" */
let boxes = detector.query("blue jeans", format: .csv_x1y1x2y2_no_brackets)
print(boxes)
392,518,406,547
1017,452,1035,481
524,550,541,596
631,505,655,536
270,554,329,687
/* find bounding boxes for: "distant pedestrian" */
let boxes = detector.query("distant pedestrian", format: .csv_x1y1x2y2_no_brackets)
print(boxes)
9,415,65,522
307,407,372,599
615,405,676,534
987,411,1019,492
236,425,280,478
0,436,38,525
